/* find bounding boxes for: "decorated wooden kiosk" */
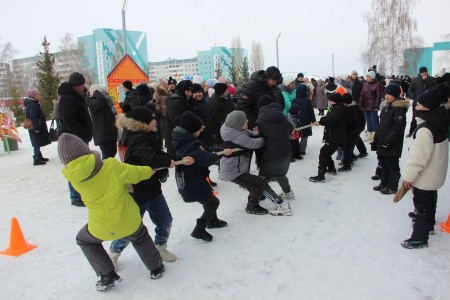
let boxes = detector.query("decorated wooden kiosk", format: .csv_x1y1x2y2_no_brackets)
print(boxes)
106,54,149,114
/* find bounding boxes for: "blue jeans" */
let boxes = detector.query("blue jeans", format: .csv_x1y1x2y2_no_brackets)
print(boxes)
110,193,173,253
365,111,379,132
33,146,40,156
67,140,89,203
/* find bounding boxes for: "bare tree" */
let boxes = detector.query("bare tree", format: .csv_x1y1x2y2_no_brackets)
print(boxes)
57,33,83,80
362,0,423,75
250,41,265,72
230,35,244,84
0,40,18,65
0,40,18,97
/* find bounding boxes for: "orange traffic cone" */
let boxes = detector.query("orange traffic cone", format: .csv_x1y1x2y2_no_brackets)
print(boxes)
0,217,37,257
440,214,450,233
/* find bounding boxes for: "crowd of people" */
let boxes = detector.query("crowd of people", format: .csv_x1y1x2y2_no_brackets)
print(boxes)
23,65,450,291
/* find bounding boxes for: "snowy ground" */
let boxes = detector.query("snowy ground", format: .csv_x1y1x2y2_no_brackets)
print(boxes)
1,109,450,300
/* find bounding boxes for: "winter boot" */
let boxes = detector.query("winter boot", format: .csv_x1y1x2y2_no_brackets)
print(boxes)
373,184,385,191
245,204,268,215
38,151,49,162
96,271,122,291
280,190,295,200
109,251,121,271
310,167,326,183
191,219,213,242
150,264,166,279
338,164,352,172
269,201,293,216
380,187,397,195
401,238,428,249
33,156,46,166
207,217,228,229
155,244,177,262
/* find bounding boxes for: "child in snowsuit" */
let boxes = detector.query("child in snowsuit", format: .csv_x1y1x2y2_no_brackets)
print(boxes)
338,93,360,172
220,110,268,215
310,93,347,182
371,84,409,194
287,103,302,161
109,104,194,268
400,86,449,249
57,133,164,292
172,111,232,241
255,96,294,215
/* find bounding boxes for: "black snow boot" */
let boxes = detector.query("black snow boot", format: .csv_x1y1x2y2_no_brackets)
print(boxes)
38,151,49,162
338,164,352,172
246,196,268,215
96,271,122,291
191,219,213,242
150,264,165,279
310,167,326,183
33,156,46,166
207,217,228,229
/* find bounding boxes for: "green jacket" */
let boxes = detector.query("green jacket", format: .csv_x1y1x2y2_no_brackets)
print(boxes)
282,89,296,115
62,155,153,240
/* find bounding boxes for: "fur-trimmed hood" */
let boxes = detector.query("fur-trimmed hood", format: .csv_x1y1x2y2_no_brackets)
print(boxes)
115,116,149,133
391,99,410,110
155,84,171,96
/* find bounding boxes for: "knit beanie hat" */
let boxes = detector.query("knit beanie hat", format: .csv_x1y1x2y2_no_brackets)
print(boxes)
283,76,295,86
225,110,247,130
366,71,376,80
89,84,107,95
266,66,281,81
193,75,205,85
289,103,300,115
384,84,401,99
168,77,177,85
214,83,228,96
228,85,236,95
178,111,204,133
417,88,444,110
68,72,86,86
58,133,91,165
217,76,229,84
296,84,309,97
123,104,155,124
342,93,353,105
205,79,216,88
257,95,274,109
192,83,204,93
351,70,358,76
27,89,39,99
297,73,304,78
122,80,133,90
159,78,167,85
329,93,343,104
419,66,428,74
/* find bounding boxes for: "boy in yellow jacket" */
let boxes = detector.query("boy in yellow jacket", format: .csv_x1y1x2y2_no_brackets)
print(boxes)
58,133,164,291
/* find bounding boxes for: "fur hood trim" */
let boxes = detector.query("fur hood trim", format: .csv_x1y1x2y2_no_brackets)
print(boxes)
392,99,410,110
116,116,149,133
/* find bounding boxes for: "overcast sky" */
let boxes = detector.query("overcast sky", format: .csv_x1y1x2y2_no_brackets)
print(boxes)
1,0,449,77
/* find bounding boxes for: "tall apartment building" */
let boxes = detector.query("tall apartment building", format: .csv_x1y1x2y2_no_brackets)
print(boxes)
0,63,11,98
148,57,198,83
403,41,450,75
78,28,148,86
197,46,247,80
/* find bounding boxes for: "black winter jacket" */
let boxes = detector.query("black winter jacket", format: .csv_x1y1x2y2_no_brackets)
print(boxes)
172,127,221,202
373,99,409,157
256,102,293,177
192,99,214,147
58,82,92,142
24,97,50,148
209,93,235,146
291,94,316,137
87,91,117,145
319,103,347,146
345,102,360,144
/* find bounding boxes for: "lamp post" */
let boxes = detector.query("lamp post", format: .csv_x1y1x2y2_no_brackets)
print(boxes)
276,33,281,68
122,0,129,56
331,48,335,77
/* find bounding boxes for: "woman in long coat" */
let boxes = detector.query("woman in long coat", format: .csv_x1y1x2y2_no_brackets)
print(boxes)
24,89,50,165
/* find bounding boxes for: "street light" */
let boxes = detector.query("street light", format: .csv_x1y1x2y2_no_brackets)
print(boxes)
122,0,129,56
276,33,281,68
331,48,335,77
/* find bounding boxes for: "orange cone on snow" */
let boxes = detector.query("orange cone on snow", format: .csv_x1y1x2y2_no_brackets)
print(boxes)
0,217,37,257
440,214,450,233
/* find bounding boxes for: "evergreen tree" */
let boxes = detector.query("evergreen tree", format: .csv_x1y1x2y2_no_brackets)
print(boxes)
8,85,25,126
227,56,238,85
36,37,60,117
239,55,250,86
215,59,223,79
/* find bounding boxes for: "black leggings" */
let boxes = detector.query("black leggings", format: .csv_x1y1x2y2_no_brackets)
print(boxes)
197,194,220,221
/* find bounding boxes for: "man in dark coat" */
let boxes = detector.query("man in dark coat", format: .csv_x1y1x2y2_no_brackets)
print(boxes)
235,66,284,130
58,71,92,207
86,85,118,159
122,80,140,108
191,83,214,147
310,93,347,182
166,80,194,155
371,84,409,194
339,94,360,172
209,83,235,146
406,66,436,137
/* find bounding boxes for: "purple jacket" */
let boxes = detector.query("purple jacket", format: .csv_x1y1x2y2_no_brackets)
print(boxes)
358,82,382,111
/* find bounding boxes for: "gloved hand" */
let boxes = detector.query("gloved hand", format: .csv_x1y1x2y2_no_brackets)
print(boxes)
370,141,377,151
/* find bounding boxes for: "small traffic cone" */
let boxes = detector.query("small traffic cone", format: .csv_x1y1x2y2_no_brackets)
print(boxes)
440,214,450,233
1,217,37,257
